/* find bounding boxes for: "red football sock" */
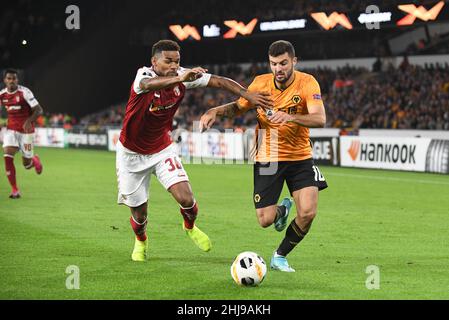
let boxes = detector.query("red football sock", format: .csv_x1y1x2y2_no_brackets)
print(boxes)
130,216,147,241
4,155,18,192
180,201,198,230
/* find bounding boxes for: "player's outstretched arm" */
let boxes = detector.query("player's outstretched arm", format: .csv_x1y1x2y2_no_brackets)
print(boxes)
268,104,326,128
207,76,273,109
139,67,208,92
199,101,242,132
23,104,43,133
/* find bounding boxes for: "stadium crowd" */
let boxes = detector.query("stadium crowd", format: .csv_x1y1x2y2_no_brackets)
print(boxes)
77,61,449,131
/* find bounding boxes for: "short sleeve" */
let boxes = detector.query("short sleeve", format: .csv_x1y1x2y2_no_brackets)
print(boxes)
22,87,39,108
303,76,324,108
179,67,211,89
133,67,156,94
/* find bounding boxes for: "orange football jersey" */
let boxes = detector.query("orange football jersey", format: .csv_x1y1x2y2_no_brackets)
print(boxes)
237,70,324,162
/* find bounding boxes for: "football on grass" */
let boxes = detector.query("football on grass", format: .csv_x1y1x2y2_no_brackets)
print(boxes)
230,251,267,286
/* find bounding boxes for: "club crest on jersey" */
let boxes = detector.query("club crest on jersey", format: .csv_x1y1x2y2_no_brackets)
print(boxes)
292,95,301,104
173,86,181,97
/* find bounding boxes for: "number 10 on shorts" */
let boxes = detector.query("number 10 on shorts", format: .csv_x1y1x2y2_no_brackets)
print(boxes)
312,165,325,182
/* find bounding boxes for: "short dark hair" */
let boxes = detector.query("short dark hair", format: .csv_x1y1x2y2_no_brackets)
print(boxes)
152,40,180,57
268,40,295,58
3,68,18,78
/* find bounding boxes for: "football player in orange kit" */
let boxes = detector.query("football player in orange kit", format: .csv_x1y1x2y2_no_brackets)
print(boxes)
200,40,328,272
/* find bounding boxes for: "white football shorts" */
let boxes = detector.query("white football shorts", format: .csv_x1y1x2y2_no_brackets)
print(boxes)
2,129,34,158
116,140,189,207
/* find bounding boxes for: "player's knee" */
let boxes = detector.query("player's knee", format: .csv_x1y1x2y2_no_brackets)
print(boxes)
257,213,273,228
178,195,195,208
300,208,317,222
259,220,272,228
131,203,147,221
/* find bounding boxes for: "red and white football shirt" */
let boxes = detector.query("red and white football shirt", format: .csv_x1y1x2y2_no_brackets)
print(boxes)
119,67,211,155
0,85,39,133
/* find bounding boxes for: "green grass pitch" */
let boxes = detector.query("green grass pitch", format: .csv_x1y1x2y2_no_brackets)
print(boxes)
1,147,449,299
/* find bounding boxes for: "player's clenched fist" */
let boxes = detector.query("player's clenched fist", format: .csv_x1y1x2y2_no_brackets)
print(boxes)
179,67,208,82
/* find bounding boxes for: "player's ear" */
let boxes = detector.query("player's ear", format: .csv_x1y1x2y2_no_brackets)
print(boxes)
292,56,298,66
151,56,157,67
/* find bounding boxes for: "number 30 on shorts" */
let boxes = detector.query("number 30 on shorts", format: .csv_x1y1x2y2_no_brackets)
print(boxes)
165,157,183,172
312,165,325,182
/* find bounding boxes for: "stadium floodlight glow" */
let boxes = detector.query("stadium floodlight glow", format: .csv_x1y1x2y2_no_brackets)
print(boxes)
358,12,392,24
223,18,258,39
311,12,353,30
169,25,201,41
203,24,221,37
397,1,445,26
259,19,307,31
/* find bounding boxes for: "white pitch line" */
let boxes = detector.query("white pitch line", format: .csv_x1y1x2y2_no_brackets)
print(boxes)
326,172,449,186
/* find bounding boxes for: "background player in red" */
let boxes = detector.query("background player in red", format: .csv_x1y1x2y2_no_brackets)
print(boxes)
117,40,272,261
0,69,44,199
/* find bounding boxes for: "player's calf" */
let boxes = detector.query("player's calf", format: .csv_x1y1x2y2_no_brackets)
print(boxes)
169,182,197,229
130,204,148,241
4,154,19,195
180,201,198,229
276,218,309,257
296,207,317,233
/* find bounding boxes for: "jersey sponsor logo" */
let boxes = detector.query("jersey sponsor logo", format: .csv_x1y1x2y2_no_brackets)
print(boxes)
291,95,301,104
5,105,22,111
149,102,177,112
313,94,322,100
2,99,8,103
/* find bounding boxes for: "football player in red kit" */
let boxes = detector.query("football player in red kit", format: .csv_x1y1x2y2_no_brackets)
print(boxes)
0,69,43,199
117,40,272,261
